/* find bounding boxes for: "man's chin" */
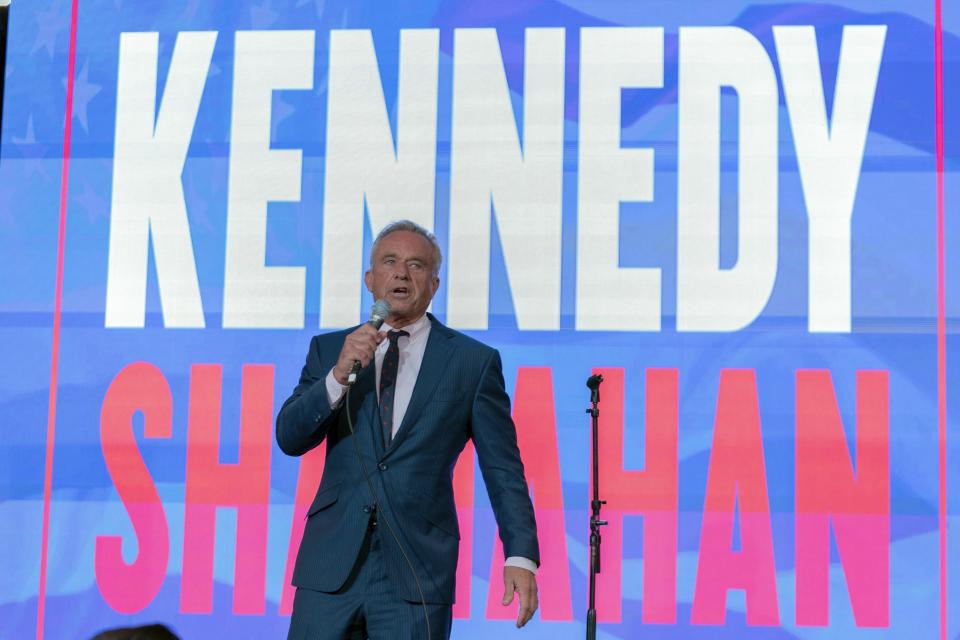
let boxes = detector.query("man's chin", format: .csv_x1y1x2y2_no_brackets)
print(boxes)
384,301,410,318
387,305,427,324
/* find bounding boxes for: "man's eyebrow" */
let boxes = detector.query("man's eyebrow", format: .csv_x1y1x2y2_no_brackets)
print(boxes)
378,251,430,264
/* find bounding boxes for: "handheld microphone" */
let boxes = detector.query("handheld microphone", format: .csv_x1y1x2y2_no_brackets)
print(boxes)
347,298,391,386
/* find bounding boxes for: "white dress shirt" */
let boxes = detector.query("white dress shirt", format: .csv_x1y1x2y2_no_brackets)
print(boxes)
324,313,538,575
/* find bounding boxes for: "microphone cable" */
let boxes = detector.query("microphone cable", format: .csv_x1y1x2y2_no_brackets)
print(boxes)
345,382,432,640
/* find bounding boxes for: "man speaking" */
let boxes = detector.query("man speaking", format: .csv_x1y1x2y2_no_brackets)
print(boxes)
277,220,540,639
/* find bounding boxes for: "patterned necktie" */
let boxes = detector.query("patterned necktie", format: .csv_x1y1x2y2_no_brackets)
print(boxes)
379,329,409,448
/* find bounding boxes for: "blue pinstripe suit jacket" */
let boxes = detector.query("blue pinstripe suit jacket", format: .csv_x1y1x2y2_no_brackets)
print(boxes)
276,314,539,604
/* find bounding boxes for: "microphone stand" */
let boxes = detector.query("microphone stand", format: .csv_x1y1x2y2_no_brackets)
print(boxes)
585,374,606,640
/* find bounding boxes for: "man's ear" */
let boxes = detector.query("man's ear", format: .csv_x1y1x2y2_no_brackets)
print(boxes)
364,270,373,293
431,275,440,296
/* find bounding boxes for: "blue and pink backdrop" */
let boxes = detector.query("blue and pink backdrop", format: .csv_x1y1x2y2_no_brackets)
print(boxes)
1,0,958,638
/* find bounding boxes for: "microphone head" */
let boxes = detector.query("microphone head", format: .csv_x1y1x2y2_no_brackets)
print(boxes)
586,374,604,390
369,299,391,329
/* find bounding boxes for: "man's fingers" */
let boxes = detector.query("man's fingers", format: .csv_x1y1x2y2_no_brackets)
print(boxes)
355,324,386,344
501,577,515,606
516,600,531,627
348,334,379,353
343,332,380,366
516,581,538,627
516,603,529,628
347,345,374,366
333,326,389,383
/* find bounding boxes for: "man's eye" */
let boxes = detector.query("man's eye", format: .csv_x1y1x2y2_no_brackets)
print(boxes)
409,262,422,270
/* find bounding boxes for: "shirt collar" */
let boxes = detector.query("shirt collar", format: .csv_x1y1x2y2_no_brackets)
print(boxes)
380,313,431,345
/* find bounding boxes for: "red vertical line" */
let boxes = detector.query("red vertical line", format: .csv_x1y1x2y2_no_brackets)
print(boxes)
36,0,80,638
934,1,948,639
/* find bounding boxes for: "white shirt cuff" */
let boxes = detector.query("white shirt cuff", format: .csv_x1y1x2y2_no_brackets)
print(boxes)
325,368,346,408
504,556,538,575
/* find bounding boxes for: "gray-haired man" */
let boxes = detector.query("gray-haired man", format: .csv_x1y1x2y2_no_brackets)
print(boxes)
277,220,540,639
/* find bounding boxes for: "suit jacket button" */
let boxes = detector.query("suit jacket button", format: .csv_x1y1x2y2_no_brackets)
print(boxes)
378,462,388,471
362,505,371,513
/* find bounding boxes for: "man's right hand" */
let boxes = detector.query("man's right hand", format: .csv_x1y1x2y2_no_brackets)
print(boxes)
332,324,386,385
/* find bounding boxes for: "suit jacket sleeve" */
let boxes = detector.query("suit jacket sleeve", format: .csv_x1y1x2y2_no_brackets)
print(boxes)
276,335,341,456
470,349,540,566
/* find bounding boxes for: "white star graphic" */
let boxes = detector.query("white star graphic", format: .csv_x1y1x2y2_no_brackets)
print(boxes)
32,5,69,59
296,0,326,19
73,178,108,223
62,59,102,133
185,0,202,21
250,0,279,28
12,115,51,181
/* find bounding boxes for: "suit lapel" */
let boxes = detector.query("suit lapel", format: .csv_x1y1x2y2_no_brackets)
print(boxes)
348,359,383,457
383,314,456,458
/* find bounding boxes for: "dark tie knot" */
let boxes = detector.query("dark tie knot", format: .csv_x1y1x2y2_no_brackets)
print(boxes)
387,329,409,344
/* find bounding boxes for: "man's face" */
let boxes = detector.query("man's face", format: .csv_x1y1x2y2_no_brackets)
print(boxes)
364,230,440,327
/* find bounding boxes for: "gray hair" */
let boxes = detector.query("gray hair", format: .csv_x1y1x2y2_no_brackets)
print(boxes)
370,220,443,276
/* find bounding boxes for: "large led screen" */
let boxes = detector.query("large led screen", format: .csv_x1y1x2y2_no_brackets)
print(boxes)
1,1,958,638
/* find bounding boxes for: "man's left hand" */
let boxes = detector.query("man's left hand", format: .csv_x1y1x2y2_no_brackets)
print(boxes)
502,565,538,628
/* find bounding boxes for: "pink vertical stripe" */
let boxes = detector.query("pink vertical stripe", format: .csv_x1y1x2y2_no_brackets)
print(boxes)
36,0,80,638
934,1,948,640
